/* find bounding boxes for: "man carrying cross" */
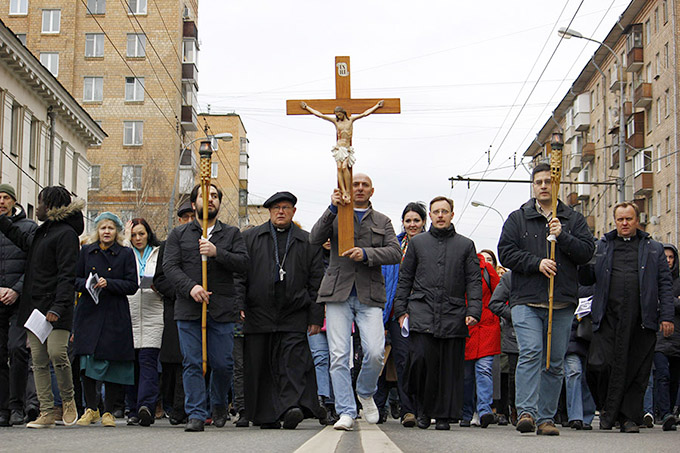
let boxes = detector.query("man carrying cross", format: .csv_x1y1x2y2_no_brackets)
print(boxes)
300,100,383,204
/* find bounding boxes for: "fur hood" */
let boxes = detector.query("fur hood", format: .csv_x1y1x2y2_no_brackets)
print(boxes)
46,198,85,235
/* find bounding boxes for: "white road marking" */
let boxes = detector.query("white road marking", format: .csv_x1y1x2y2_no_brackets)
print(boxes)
359,421,404,453
293,420,403,453
294,425,344,453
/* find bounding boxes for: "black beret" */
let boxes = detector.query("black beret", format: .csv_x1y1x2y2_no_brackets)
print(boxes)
263,191,297,208
177,201,193,217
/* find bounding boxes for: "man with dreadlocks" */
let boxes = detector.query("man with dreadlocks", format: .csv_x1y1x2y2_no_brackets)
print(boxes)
0,186,84,428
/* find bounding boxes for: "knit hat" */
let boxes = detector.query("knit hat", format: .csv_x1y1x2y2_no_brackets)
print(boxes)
94,212,124,230
0,184,17,201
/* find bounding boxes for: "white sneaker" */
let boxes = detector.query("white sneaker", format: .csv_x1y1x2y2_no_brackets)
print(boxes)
333,414,354,431
471,412,480,426
357,395,379,424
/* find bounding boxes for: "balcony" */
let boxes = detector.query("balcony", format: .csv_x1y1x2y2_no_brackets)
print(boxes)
183,20,198,39
577,183,590,200
585,215,595,231
634,83,652,109
581,142,595,164
569,152,582,174
634,172,653,196
567,192,579,206
626,24,644,73
623,101,633,118
610,67,626,92
182,63,197,82
626,111,645,150
181,105,198,132
626,47,644,72
573,93,591,131
610,149,620,170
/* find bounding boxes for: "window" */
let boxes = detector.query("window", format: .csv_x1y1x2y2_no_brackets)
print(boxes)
654,8,659,33
666,137,671,166
646,63,652,83
646,106,652,132
89,165,100,190
665,89,670,118
595,84,600,105
15,33,26,45
655,53,660,77
10,103,21,156
128,0,146,15
657,144,662,172
120,210,136,223
10,0,28,15
87,210,99,231
126,33,146,57
183,39,196,64
663,0,668,24
668,232,672,244
58,143,67,186
123,121,143,146
658,190,662,216
83,77,103,102
633,149,652,176
39,52,59,76
29,118,39,169
645,19,651,45
41,10,61,34
665,43,669,68
122,165,142,191
87,0,106,14
666,184,672,212
656,98,661,125
124,77,144,101
648,194,654,217
85,33,104,57
211,162,218,178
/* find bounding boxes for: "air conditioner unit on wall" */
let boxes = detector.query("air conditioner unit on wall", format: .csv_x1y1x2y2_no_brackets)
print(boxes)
639,212,648,224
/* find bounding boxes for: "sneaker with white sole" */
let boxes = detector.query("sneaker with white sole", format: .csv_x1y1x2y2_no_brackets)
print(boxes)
62,399,78,426
333,414,354,431
357,395,379,424
26,412,55,429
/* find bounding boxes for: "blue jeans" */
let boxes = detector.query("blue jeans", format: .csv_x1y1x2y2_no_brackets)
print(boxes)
462,355,494,421
511,304,574,425
308,331,334,403
177,317,234,421
643,367,654,415
326,296,384,418
564,353,595,424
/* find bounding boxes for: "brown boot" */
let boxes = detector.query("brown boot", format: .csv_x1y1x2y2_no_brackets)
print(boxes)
26,411,56,429
537,420,560,436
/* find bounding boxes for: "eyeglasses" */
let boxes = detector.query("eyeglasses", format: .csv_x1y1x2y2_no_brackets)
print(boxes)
269,205,293,212
533,179,551,186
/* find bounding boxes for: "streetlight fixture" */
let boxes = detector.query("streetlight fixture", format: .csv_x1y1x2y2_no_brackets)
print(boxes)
471,200,505,222
557,27,626,202
167,133,233,231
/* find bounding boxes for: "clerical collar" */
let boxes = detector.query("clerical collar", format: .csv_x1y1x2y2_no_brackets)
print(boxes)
617,235,634,241
275,224,291,233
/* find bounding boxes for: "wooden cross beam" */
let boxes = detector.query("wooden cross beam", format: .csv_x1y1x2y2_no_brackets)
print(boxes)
286,56,400,254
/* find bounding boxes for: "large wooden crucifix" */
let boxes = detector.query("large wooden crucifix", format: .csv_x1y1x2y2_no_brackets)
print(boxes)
286,56,400,254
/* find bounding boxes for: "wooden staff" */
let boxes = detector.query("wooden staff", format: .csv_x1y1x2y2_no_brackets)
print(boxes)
546,137,563,371
198,141,213,376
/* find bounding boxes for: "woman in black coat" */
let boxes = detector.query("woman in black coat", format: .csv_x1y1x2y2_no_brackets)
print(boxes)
73,212,138,427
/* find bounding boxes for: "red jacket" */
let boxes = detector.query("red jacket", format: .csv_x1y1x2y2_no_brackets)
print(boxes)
465,254,501,360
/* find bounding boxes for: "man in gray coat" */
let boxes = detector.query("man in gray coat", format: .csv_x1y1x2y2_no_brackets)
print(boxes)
310,173,401,431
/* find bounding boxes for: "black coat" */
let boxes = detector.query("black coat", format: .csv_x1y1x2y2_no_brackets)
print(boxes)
236,222,324,334
0,200,84,331
498,198,595,308
153,241,182,364
655,244,680,357
487,271,518,354
579,229,674,332
393,224,482,339
73,242,138,361
0,204,37,296
163,219,248,323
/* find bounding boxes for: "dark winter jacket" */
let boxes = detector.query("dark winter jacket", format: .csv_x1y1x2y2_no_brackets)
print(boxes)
163,219,248,323
497,198,595,308
655,243,680,357
153,241,182,364
393,224,482,339
73,242,138,361
0,199,84,331
578,229,674,332
236,221,324,334
566,285,595,358
0,204,37,299
487,271,518,354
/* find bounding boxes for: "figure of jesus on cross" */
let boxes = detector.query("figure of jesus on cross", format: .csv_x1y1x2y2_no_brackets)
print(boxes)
300,100,384,204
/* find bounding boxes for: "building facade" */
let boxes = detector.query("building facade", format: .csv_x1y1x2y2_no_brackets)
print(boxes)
1,0,200,235
0,18,104,218
525,0,678,243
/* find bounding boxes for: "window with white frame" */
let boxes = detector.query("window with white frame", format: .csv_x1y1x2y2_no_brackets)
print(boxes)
645,19,651,45
211,162,219,178
85,33,104,57
647,106,653,132
87,0,106,14
657,143,662,172
126,33,146,57
658,190,662,215
83,77,103,102
646,63,652,83
10,0,28,15
663,0,668,24
42,10,61,34
655,53,660,77
122,165,142,191
666,184,672,211
654,8,659,32
648,194,654,217
666,137,671,166
665,43,669,69
633,149,652,176
39,52,59,76
128,0,146,15
123,121,143,146
183,39,197,64
29,118,39,169
89,165,100,190
656,98,661,125
125,77,144,101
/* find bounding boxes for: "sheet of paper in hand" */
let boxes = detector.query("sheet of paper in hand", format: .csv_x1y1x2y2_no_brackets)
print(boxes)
86,272,101,304
24,309,53,344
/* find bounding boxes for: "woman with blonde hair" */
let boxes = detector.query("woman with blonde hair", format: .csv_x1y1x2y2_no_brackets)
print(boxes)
73,212,138,427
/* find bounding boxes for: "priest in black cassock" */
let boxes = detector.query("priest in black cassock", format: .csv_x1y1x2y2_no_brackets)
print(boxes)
579,202,675,433
236,191,326,429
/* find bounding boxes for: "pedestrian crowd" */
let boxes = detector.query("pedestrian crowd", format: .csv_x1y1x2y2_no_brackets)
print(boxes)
0,167,678,436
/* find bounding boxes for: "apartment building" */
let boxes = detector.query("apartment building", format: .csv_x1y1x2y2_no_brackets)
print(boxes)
0,18,104,217
524,0,678,243
1,0,200,235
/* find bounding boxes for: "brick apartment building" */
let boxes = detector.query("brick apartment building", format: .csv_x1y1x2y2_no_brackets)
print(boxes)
1,0,201,235
525,0,679,243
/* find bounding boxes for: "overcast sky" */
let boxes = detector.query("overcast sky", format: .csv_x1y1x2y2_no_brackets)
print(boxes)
196,0,629,256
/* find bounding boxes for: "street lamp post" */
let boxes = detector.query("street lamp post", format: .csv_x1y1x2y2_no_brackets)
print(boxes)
471,200,505,223
167,132,233,231
558,27,626,202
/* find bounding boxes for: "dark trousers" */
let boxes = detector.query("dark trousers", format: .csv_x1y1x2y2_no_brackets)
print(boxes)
375,318,414,417
0,307,29,415
653,352,680,419
232,336,245,414
498,352,518,417
125,348,160,417
82,376,123,414
160,362,185,420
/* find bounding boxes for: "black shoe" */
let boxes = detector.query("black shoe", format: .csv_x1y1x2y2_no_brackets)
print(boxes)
570,420,583,430
480,412,495,428
390,401,400,420
620,420,639,433
497,414,509,426
435,419,450,430
282,407,304,430
24,406,39,424
377,408,388,424
260,421,281,429
325,404,339,425
112,409,125,419
416,415,431,429
185,418,205,432
212,405,228,428
9,410,24,426
0,412,9,427
235,412,250,428
661,414,677,431
583,423,593,430
138,406,153,427
127,416,140,426
459,419,471,427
